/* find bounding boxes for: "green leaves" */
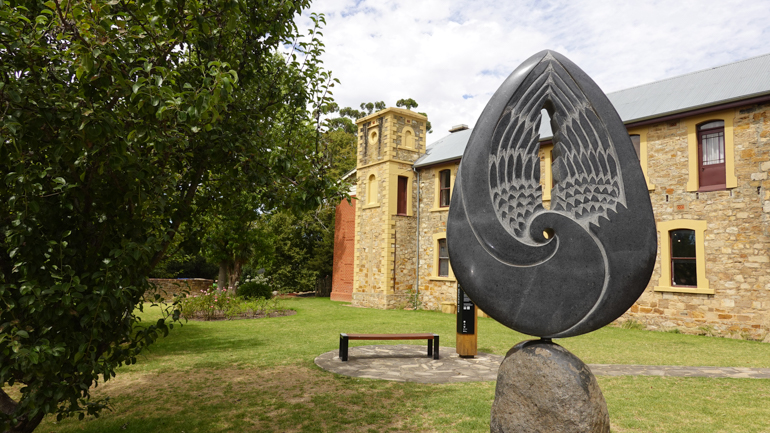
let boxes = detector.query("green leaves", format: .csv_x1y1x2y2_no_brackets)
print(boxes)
0,0,339,430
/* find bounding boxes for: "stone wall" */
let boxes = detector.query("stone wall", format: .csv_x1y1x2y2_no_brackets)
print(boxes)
149,278,214,299
353,162,388,308
619,103,770,340
392,215,417,306
331,197,356,302
416,161,461,311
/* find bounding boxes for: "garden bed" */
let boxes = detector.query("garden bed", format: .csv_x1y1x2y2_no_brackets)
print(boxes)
183,309,296,321
178,287,292,321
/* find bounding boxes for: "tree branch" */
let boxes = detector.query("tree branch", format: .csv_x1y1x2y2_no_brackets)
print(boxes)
0,388,18,416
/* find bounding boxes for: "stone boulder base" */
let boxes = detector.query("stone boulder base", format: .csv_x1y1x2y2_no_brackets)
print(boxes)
491,340,610,433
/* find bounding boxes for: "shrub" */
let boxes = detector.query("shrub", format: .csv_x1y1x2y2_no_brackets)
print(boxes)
238,281,272,300
178,290,287,320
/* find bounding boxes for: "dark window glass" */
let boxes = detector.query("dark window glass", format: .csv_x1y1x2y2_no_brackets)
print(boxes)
629,134,641,160
697,120,726,190
397,176,408,215
438,238,449,277
439,170,451,207
671,229,697,287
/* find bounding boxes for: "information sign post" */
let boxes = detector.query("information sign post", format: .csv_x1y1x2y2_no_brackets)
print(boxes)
456,285,478,358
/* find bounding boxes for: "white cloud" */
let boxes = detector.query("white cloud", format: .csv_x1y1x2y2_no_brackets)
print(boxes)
300,0,770,139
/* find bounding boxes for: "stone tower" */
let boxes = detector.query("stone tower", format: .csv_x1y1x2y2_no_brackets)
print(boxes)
352,108,428,308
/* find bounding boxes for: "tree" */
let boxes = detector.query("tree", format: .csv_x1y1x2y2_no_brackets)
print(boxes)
360,101,385,115
396,98,418,110
0,2,340,431
197,185,272,291
333,99,432,133
255,205,336,294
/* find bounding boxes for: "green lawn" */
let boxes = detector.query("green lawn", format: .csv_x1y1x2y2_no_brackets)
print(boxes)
21,298,770,432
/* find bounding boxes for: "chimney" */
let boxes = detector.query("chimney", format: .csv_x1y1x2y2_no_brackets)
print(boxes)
449,124,469,133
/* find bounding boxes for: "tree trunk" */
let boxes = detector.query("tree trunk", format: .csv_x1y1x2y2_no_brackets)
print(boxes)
227,259,243,293
217,261,228,292
0,389,44,433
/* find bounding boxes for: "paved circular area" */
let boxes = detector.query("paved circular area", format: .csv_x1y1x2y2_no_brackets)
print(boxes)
315,345,502,383
315,345,770,383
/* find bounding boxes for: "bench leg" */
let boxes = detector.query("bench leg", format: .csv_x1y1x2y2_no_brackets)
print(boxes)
433,334,439,360
427,338,433,358
339,334,349,361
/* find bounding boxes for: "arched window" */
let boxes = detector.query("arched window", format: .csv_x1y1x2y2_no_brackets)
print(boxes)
367,174,377,205
437,238,449,277
629,134,641,160
686,111,735,192
697,120,725,190
430,232,455,280
439,169,451,207
625,129,655,191
403,127,415,148
397,176,408,215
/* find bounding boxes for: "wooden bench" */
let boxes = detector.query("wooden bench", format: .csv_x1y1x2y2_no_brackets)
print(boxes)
339,333,439,361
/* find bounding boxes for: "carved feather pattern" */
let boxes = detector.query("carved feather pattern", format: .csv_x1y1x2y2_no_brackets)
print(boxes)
488,53,626,239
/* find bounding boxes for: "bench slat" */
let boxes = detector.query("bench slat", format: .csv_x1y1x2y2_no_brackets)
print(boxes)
345,333,434,340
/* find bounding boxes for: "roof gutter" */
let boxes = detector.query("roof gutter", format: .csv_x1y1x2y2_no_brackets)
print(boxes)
624,93,770,129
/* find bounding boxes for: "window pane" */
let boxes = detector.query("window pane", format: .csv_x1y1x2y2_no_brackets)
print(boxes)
671,230,696,258
629,135,641,160
438,239,447,258
672,259,697,286
440,189,450,207
439,258,449,277
397,176,407,214
440,170,450,188
701,132,724,165
699,120,724,130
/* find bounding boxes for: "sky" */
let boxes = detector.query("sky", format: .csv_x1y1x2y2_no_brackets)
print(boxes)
296,0,770,141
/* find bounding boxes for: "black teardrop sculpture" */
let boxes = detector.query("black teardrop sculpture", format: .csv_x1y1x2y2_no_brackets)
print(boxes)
447,50,657,338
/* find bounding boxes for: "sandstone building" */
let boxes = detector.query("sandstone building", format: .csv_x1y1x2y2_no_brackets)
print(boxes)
331,53,770,339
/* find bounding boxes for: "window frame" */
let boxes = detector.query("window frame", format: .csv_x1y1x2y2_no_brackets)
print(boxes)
655,219,712,294
396,175,408,215
625,128,656,191
439,169,451,207
399,126,417,150
539,142,554,202
685,110,736,192
429,232,455,281
363,173,380,209
437,238,449,277
430,164,457,212
669,229,697,288
696,120,726,191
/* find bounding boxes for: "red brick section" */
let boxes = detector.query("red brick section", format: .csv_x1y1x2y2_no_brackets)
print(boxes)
331,197,356,302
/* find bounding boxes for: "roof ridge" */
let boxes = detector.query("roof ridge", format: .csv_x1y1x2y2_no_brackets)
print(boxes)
607,52,770,95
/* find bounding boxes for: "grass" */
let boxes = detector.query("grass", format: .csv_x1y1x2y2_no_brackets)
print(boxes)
15,297,770,432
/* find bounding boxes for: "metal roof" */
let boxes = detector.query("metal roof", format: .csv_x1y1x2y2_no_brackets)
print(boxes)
414,53,770,168
413,128,473,168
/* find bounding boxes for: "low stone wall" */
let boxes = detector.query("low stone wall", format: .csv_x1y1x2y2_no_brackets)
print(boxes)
148,278,215,299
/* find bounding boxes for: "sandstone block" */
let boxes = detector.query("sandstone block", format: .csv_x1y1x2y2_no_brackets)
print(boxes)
490,340,609,433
